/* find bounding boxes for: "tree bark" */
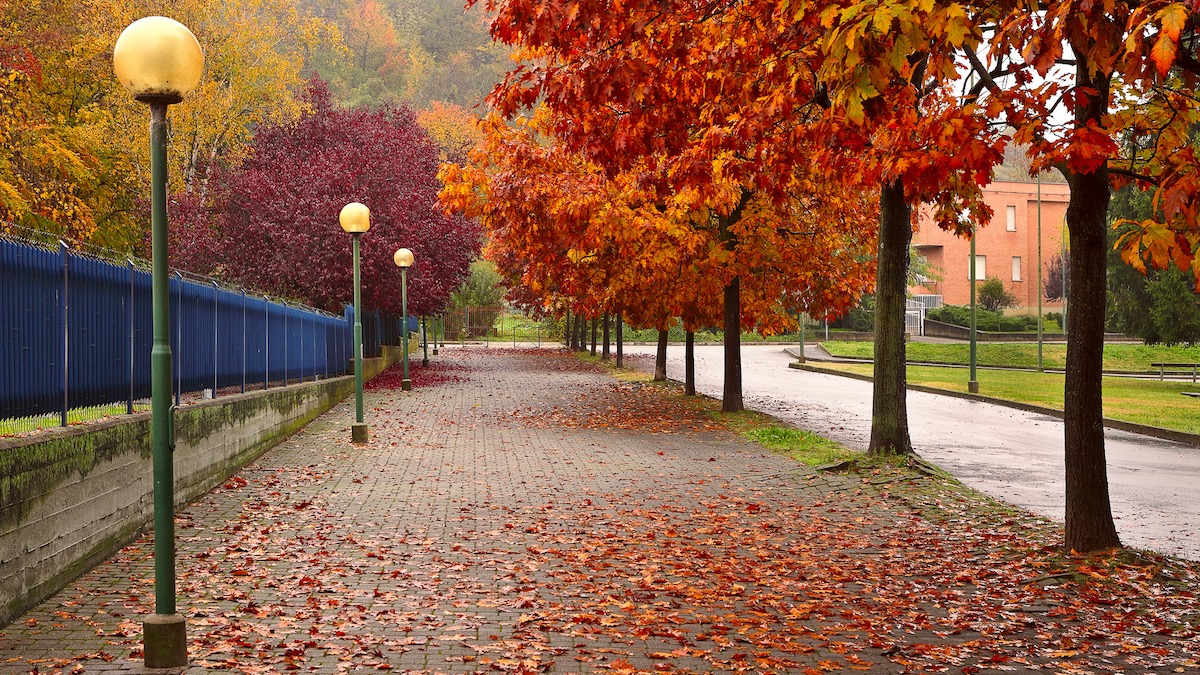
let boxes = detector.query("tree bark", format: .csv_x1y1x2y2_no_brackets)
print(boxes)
590,316,598,355
1063,167,1120,552
654,329,669,381
717,194,750,413
616,315,624,368
685,330,696,396
1061,60,1121,551
602,313,610,360
564,310,571,349
722,276,743,412
869,178,913,455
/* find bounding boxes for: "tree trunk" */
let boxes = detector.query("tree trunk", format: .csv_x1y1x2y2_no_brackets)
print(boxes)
590,316,598,355
602,313,610,360
564,310,571,348
685,330,696,396
869,179,913,455
616,315,624,368
717,195,750,414
722,277,743,412
654,329,669,381
1062,76,1121,550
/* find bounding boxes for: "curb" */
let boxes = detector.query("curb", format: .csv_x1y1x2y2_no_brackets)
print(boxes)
787,361,1200,449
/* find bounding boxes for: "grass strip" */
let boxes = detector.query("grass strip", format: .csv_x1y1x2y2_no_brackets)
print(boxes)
819,362,1200,434
821,340,1200,373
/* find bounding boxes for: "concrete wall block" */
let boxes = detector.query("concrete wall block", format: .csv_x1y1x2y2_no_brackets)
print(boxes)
0,359,398,627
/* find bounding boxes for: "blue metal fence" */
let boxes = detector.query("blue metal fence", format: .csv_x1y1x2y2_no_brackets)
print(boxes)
1,236,395,426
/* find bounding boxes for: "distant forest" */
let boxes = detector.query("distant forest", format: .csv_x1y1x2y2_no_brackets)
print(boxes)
301,0,509,110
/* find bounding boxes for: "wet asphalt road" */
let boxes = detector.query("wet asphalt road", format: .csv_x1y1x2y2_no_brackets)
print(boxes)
623,343,1200,561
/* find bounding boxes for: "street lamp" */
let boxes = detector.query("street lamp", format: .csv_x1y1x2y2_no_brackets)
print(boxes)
340,202,370,443
113,15,204,669
394,248,414,391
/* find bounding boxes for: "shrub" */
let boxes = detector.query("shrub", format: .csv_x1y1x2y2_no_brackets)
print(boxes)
977,277,1018,312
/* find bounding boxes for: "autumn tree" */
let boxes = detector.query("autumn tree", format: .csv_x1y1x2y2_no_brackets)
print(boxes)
950,0,1200,552
417,101,483,164
1,0,339,251
0,1,138,246
175,77,478,316
477,0,880,412
811,0,1008,455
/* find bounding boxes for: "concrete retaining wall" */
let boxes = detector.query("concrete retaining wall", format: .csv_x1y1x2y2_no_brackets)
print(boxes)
0,349,399,626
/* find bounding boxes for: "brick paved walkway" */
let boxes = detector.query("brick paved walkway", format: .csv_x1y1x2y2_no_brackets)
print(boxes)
1,347,1198,674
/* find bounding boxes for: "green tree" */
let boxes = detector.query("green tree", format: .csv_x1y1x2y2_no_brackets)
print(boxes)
1107,186,1158,341
1147,268,1200,345
447,259,505,337
977,277,1018,313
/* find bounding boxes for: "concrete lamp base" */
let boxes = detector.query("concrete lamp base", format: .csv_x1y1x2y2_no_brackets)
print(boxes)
143,613,187,668
432,348,439,355
968,380,979,394
402,379,412,391
351,423,369,444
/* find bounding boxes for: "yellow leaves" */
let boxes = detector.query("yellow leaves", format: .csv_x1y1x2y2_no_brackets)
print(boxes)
1114,215,1200,283
1139,2,1192,77
1156,3,1189,41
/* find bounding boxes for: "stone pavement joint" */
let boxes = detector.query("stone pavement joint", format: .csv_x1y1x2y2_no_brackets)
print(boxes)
1,347,1198,674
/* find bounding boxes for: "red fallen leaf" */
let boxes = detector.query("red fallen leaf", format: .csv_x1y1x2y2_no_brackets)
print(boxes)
231,569,250,577
608,659,638,674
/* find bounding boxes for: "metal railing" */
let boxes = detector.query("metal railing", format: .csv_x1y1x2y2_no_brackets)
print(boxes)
0,234,403,433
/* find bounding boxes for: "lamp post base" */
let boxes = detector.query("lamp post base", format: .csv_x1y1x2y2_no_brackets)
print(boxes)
432,348,438,355
968,380,979,394
351,423,369,444
144,613,187,668
422,358,429,367
402,379,412,391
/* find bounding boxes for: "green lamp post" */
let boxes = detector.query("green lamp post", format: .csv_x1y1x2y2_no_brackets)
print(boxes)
394,248,414,391
969,231,979,393
113,15,204,669
421,315,429,367
341,202,370,443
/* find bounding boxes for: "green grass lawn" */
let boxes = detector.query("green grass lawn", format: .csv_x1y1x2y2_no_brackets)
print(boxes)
822,340,1200,372
820,362,1200,434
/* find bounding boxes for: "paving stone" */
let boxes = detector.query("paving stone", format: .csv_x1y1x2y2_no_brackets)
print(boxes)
1,347,1198,674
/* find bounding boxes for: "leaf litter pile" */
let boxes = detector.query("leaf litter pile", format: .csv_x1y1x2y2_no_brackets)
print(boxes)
2,347,1197,674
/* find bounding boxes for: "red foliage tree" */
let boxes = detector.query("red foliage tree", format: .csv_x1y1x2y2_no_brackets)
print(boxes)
174,77,479,316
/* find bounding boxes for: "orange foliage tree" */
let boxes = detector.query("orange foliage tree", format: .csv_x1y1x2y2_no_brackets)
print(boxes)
812,1,1007,454
475,0,881,411
441,108,877,410
957,0,1200,552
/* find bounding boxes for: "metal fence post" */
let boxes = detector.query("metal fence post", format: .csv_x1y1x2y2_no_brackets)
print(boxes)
241,290,247,394
174,271,182,407
212,281,218,398
60,240,69,427
283,302,289,386
129,259,135,414
264,298,269,390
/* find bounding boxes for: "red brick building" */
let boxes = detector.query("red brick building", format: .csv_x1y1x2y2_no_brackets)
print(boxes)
910,178,1069,314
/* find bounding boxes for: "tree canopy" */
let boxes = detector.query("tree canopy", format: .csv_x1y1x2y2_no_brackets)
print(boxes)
174,78,479,315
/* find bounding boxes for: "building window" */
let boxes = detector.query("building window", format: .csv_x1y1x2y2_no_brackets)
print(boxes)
1012,256,1022,281
969,255,986,279
1006,205,1017,231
